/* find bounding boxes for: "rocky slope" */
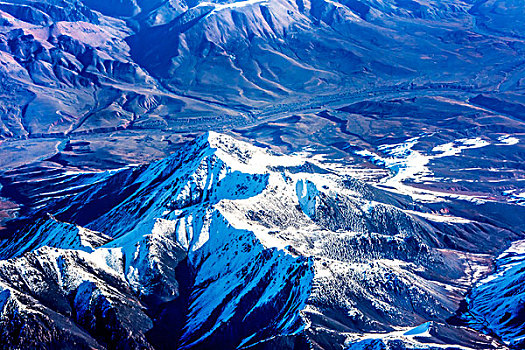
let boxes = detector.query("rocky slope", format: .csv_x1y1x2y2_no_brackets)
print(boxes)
466,240,525,349
0,0,524,348
0,0,524,140
0,132,522,349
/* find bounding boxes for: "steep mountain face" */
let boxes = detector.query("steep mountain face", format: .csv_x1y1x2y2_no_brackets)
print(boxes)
0,132,522,349
0,0,524,349
466,240,525,349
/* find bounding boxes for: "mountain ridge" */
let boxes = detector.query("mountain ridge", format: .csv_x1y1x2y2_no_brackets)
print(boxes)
0,1,524,348
0,132,521,349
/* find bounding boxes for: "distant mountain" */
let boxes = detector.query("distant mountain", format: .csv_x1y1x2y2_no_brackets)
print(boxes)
0,132,521,349
1,0,525,141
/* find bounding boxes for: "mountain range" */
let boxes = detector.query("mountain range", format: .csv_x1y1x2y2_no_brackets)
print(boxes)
0,132,522,349
0,0,524,349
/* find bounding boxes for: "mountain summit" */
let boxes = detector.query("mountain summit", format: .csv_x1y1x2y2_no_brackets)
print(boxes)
0,133,521,349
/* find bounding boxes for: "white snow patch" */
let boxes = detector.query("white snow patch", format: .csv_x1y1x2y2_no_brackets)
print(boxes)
432,137,490,157
497,135,520,146
353,136,493,202
404,210,472,223
197,0,269,16
502,189,525,206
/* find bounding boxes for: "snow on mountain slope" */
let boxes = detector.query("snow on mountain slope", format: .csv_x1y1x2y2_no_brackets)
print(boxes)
353,134,519,203
0,214,111,259
466,240,525,349
0,245,153,349
0,132,517,349
0,132,317,349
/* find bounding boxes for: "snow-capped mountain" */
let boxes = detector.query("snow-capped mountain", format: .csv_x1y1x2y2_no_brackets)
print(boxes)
0,1,524,347
0,132,521,349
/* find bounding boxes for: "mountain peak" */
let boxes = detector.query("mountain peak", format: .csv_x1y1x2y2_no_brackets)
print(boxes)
196,130,239,150
0,132,519,349
189,131,300,173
